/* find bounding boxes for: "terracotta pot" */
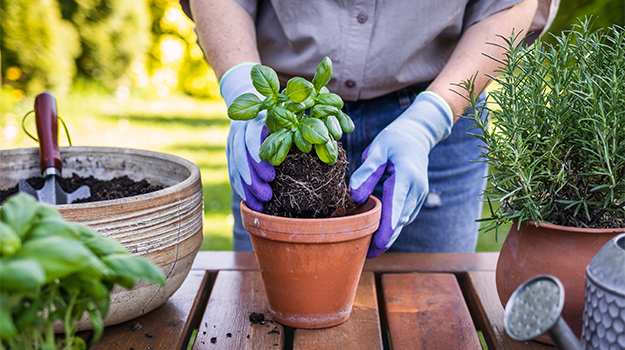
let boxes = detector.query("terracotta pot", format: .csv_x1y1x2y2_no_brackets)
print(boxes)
496,220,622,344
241,196,381,329
0,147,204,330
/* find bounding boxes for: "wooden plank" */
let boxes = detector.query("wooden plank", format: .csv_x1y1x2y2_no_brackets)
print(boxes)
192,271,284,349
463,271,553,350
91,270,209,350
293,271,383,350
382,272,482,350
190,251,498,274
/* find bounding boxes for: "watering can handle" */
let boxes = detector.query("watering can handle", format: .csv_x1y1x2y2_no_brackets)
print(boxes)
34,92,63,173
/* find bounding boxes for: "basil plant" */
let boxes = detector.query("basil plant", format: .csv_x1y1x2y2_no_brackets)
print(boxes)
227,57,355,166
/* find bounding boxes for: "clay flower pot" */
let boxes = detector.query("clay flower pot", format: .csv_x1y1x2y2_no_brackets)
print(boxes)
241,196,381,329
496,220,622,344
0,147,203,329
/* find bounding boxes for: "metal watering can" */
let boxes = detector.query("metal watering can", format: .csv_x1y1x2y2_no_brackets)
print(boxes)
503,232,625,350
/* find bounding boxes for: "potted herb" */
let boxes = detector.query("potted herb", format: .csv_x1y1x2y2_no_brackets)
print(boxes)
0,193,166,349
461,18,625,341
227,57,381,328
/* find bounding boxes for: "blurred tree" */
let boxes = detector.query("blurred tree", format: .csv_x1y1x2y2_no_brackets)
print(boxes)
58,0,151,91
544,0,624,44
147,0,219,99
1,0,80,96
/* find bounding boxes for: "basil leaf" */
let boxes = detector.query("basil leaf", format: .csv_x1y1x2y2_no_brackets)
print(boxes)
300,118,330,144
325,115,343,140
28,217,80,241
316,93,343,109
312,56,333,92
270,131,293,166
102,254,166,286
293,129,312,153
315,138,338,165
338,111,355,133
0,258,46,292
276,93,290,103
15,236,96,282
0,193,38,238
260,95,277,111
311,104,339,119
227,93,262,120
14,297,42,330
265,109,281,133
272,105,298,128
285,77,314,103
259,128,290,161
83,236,128,257
0,295,17,340
0,222,21,256
251,65,279,97
319,86,330,94
88,309,105,346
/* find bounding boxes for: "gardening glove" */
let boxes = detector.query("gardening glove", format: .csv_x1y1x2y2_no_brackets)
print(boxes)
350,91,453,258
221,63,275,212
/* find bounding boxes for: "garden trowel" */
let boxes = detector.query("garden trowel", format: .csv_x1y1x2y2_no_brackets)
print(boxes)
18,92,90,205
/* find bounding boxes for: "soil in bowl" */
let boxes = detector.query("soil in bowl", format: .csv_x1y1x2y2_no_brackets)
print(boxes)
265,142,356,219
0,173,163,205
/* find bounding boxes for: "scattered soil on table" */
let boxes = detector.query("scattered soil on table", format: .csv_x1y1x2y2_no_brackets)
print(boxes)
264,143,356,218
249,312,266,325
0,173,163,205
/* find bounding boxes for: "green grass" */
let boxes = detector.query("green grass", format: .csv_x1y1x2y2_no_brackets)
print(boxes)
0,88,508,252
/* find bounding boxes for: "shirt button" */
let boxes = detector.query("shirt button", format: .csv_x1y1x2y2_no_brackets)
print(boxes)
357,12,368,23
345,80,356,88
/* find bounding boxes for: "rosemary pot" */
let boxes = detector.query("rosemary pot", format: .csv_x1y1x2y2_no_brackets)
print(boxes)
241,195,381,328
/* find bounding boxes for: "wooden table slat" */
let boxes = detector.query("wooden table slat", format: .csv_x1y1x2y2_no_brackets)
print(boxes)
91,270,209,350
293,271,383,350
192,271,284,349
464,271,554,350
382,272,482,350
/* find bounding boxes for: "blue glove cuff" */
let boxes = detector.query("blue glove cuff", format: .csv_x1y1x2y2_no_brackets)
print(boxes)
405,91,454,150
219,62,259,106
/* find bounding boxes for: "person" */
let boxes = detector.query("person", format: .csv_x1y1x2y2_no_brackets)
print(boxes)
180,0,559,257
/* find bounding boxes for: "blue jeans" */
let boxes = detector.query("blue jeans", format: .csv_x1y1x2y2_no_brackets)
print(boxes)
231,82,488,253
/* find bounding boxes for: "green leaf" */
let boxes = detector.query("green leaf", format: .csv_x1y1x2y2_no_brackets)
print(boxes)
293,129,312,153
260,95,277,111
0,193,38,238
0,295,17,340
259,128,290,162
0,258,46,292
28,217,80,241
15,236,97,282
272,105,298,128
311,104,339,118
265,109,280,133
312,57,333,92
102,254,166,286
300,118,330,144
315,93,344,109
83,235,128,257
270,131,293,166
325,115,342,140
276,93,290,103
285,77,314,103
0,222,21,257
14,297,42,330
251,65,280,97
227,93,262,120
319,86,330,94
315,139,338,165
338,111,355,133
88,309,105,346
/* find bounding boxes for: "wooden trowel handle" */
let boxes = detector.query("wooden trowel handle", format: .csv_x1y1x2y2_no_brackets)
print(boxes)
35,92,63,173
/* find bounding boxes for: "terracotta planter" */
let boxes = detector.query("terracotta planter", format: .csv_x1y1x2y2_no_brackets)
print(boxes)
496,220,622,344
241,196,381,329
0,147,204,330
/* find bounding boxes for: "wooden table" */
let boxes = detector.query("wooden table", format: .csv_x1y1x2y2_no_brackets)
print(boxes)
88,252,556,349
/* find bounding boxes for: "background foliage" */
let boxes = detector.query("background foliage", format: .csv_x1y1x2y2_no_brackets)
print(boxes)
1,0,624,252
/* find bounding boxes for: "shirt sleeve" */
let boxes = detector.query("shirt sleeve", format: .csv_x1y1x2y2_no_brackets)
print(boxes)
462,0,524,32
179,0,259,22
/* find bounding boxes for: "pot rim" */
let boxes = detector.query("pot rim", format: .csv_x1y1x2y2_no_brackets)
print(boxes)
241,195,382,243
518,219,625,234
1,146,201,209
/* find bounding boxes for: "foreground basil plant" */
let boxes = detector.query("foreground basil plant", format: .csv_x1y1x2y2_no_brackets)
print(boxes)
0,193,166,350
227,57,355,165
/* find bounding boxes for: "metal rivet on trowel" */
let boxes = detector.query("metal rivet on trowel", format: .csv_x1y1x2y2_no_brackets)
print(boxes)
504,275,581,350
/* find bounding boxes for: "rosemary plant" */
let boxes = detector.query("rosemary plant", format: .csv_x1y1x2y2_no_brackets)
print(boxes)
462,18,625,232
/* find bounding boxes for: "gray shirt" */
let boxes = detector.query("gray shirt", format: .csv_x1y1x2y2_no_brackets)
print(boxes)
183,0,558,101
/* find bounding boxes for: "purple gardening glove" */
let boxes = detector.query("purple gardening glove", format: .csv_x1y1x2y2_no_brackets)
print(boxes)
221,63,275,212
349,91,454,258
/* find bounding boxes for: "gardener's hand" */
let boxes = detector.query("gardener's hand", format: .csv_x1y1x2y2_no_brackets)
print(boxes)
350,91,454,258
221,63,275,212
